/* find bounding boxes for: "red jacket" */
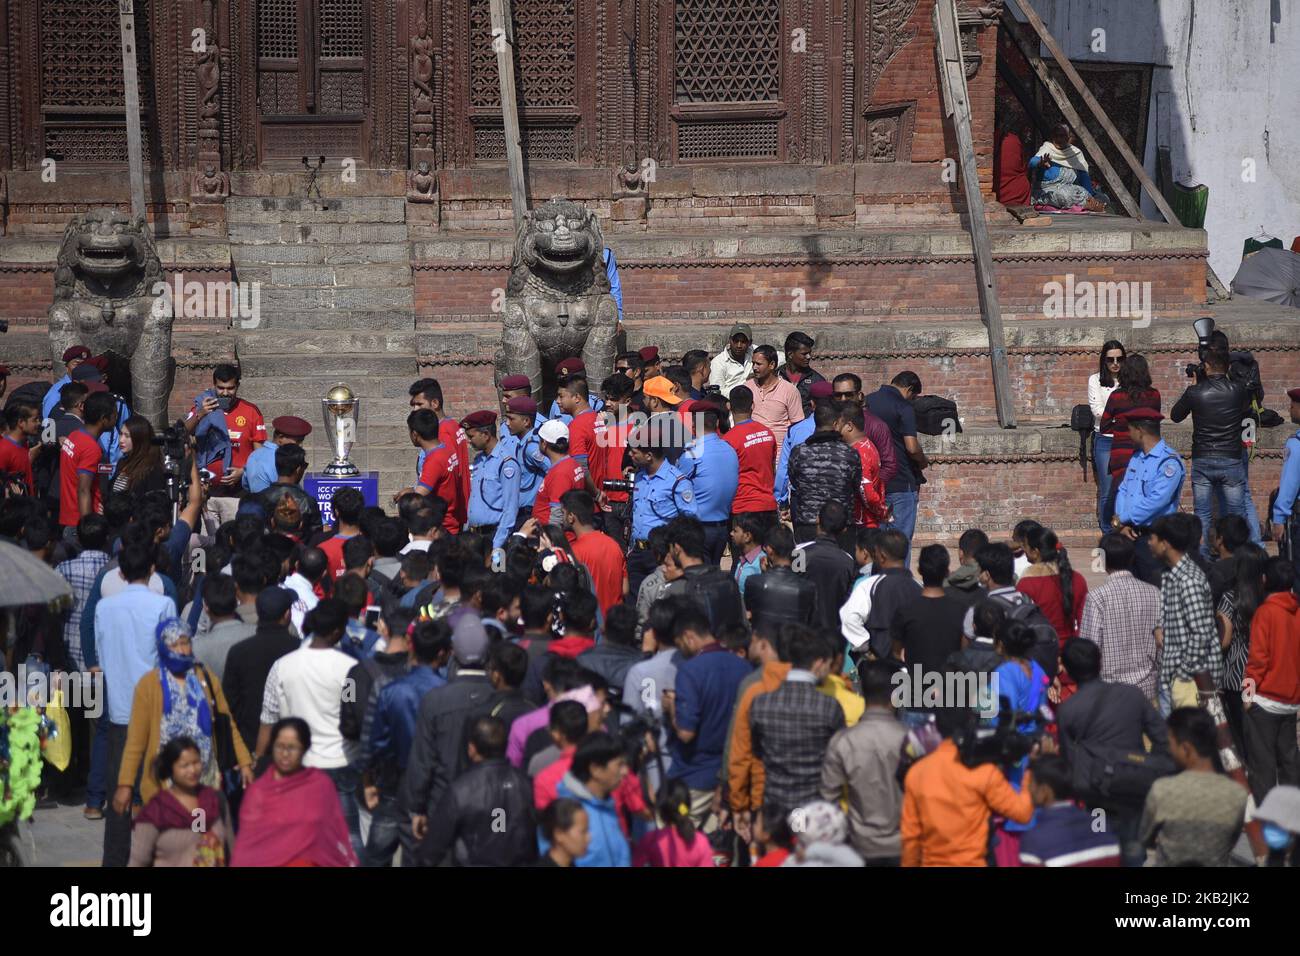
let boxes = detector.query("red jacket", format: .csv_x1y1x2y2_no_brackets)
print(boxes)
1246,591,1300,705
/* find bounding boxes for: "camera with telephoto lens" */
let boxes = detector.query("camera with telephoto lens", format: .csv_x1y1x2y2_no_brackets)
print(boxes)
955,703,1049,772
151,419,193,504
700,383,724,403
1185,316,1216,381
601,478,634,494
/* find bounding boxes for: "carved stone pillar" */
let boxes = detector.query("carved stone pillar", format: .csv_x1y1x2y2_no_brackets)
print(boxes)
408,5,439,202
191,0,228,203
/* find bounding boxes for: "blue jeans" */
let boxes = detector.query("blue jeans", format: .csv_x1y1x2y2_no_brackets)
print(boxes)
1094,433,1113,533
885,490,919,566
364,791,420,867
86,714,109,810
1192,456,1249,559
1241,448,1263,544
324,765,365,860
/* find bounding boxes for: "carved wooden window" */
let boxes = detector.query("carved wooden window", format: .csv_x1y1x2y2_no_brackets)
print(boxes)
257,0,366,117
468,0,580,163
38,0,154,165
671,0,784,162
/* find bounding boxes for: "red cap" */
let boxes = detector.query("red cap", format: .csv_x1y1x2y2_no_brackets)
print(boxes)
271,415,312,439
638,346,660,364
499,374,531,392
506,396,538,416
459,410,497,431
88,355,111,373
556,358,586,376
62,346,91,363
84,382,109,394
810,381,834,400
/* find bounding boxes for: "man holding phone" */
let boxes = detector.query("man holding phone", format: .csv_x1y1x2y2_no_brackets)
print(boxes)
185,363,265,528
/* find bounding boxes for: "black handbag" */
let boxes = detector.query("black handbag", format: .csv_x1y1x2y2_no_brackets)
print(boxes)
1070,404,1095,481
1069,690,1174,808
197,664,238,773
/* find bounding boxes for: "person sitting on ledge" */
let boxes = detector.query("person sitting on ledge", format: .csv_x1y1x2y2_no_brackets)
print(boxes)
1028,124,1110,213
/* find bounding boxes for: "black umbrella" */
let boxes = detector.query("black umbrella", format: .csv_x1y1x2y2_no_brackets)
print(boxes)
1231,247,1300,308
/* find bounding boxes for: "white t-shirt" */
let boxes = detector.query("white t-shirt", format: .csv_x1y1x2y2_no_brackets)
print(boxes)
101,567,166,599
260,646,358,769
283,572,320,636
400,539,432,554
1087,372,1118,433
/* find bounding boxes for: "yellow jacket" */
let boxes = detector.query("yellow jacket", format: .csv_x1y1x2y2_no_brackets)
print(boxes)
819,673,865,727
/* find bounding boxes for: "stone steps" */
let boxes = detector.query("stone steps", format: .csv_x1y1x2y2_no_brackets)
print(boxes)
228,222,411,245
233,263,413,289
231,242,411,265
235,311,415,332
226,196,406,224
257,285,415,313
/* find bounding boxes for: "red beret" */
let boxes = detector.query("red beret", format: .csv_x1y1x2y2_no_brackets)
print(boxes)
555,358,586,377
638,346,660,363
460,410,497,431
506,396,538,416
499,374,531,392
1288,388,1300,402
271,415,312,439
1119,407,1163,423
88,355,110,373
62,346,91,363
84,382,109,394
810,381,834,400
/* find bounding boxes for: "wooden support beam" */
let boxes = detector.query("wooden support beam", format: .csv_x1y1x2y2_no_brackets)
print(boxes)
1006,0,1229,298
934,0,1016,428
118,0,146,222
1000,13,1144,220
489,0,528,233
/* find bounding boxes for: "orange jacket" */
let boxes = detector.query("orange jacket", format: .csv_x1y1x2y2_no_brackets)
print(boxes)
900,740,1034,867
727,661,791,813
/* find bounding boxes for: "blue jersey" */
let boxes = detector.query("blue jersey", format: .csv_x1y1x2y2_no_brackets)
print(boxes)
42,374,71,421
1114,438,1185,528
1272,428,1300,523
468,438,522,548
630,460,698,542
604,247,624,323
680,432,739,522
241,442,280,494
773,415,815,505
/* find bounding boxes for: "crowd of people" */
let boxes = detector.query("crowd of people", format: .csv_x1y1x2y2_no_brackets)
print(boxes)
1,321,1299,869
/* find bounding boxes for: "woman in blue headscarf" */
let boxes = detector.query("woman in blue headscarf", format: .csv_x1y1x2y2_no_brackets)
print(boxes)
113,618,253,817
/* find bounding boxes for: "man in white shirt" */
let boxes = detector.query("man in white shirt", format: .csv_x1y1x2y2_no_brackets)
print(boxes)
283,546,325,636
256,596,362,856
708,323,756,394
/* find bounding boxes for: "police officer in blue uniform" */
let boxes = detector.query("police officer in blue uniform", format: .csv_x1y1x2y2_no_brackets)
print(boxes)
242,415,313,494
626,426,698,600
503,395,549,532
679,401,739,565
461,409,521,551
1112,408,1185,584
498,374,545,440
1271,387,1300,561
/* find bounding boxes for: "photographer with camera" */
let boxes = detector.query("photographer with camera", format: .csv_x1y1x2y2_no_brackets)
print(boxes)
1171,342,1255,558
900,703,1042,867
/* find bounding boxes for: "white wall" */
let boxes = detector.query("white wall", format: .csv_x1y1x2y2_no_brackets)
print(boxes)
1012,0,1300,285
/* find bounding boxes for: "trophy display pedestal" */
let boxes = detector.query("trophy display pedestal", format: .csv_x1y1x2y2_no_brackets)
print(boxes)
304,472,380,527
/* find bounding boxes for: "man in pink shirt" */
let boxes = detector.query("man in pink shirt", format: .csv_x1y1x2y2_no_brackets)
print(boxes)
746,344,805,453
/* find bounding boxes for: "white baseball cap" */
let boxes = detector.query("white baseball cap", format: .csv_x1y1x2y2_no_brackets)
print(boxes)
538,419,569,444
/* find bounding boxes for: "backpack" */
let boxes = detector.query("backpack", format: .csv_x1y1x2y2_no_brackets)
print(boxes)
989,592,1060,677
1069,405,1095,481
4,379,51,412
913,395,962,436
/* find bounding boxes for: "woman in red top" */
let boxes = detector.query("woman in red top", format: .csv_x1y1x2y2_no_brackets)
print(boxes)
1100,353,1161,489
1015,526,1089,702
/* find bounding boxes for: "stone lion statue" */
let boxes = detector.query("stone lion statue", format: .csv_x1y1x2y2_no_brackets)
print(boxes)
48,208,173,427
497,198,618,400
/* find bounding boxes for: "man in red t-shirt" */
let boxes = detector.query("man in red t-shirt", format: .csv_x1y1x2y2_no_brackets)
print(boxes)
397,408,466,534
595,374,636,547
561,489,628,616
838,404,888,527
318,486,366,578
185,363,265,528
0,400,41,496
723,385,778,520
409,376,470,514
557,373,606,493
59,390,118,528
532,420,585,526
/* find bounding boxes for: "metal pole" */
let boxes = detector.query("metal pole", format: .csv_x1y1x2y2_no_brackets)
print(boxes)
118,0,147,221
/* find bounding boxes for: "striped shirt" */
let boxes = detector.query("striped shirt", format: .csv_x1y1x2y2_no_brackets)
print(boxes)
1079,570,1160,700
56,549,110,673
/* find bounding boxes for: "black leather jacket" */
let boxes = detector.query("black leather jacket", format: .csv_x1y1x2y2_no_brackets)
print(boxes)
416,758,538,866
680,563,746,636
1170,375,1250,459
744,566,818,637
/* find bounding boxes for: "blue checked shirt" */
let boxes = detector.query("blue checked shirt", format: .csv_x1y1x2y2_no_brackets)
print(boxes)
1157,555,1223,696
55,549,110,673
